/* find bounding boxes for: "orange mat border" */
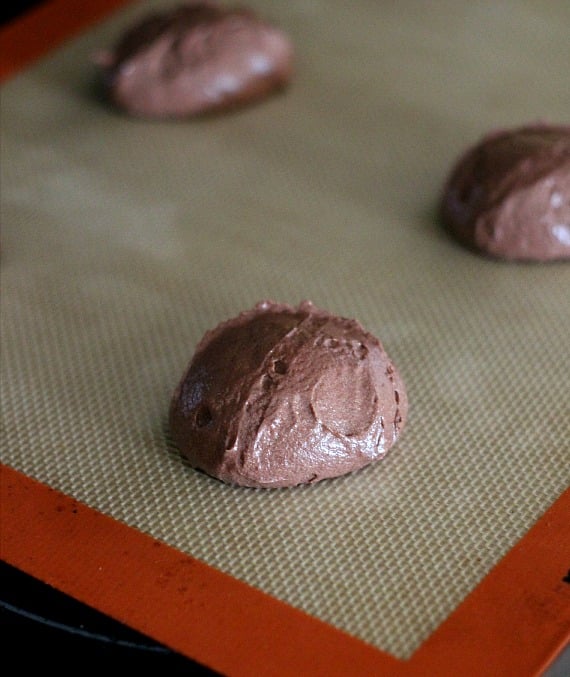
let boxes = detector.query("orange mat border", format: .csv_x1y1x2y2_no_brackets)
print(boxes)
2,466,569,676
1,2,569,674
0,0,131,81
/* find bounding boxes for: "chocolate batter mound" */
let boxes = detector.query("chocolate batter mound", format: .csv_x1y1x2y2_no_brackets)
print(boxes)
169,301,407,488
96,2,294,118
440,123,570,261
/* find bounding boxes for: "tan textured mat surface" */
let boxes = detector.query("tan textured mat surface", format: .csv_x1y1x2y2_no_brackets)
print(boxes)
1,0,569,659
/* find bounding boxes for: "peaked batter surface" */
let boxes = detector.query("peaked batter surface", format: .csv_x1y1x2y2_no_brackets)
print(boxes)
169,301,407,488
96,1,294,118
440,123,570,261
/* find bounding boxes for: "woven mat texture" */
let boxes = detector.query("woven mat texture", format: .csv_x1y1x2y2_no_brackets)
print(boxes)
1,0,569,658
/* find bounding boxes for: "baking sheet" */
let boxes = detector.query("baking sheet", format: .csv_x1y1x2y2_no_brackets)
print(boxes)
1,0,569,664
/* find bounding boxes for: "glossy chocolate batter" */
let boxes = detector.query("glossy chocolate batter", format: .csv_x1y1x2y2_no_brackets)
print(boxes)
169,301,407,488
440,123,570,261
96,2,294,117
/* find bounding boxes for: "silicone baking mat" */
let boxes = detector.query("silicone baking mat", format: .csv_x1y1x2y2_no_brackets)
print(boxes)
1,1,569,675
